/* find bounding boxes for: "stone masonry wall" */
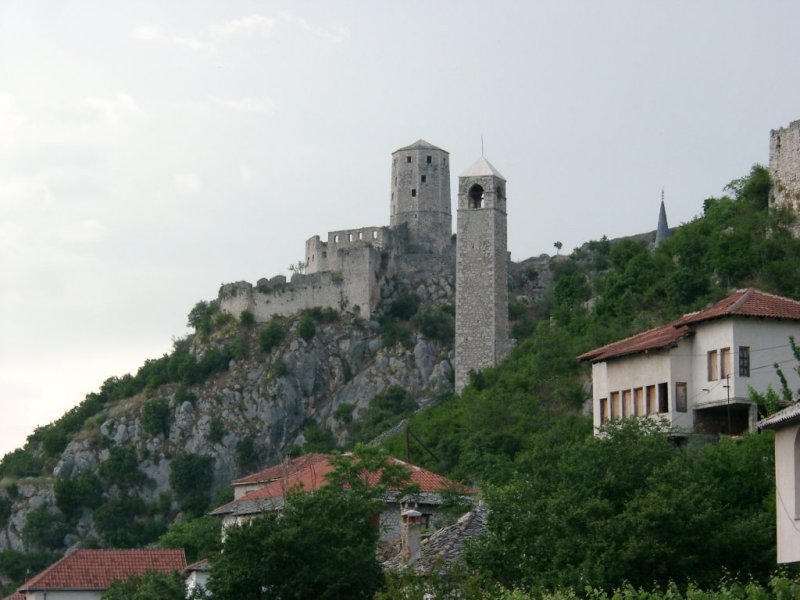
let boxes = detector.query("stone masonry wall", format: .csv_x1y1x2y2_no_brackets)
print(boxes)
220,246,381,321
305,226,393,274
770,119,800,235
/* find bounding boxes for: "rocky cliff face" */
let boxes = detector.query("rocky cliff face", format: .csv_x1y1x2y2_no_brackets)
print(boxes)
0,270,462,556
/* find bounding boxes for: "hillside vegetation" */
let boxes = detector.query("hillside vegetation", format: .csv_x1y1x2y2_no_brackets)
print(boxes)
1,164,800,597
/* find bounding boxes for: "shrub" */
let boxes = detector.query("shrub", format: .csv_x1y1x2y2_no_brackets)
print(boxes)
99,446,149,490
169,453,214,518
0,449,42,479
239,309,256,327
173,384,197,406
54,471,103,520
235,438,260,475
157,516,222,564
141,398,171,438
303,421,337,453
387,293,420,320
226,333,248,360
259,320,286,353
207,416,225,444
297,314,316,342
381,320,413,349
411,307,455,345
187,301,217,337
23,505,67,550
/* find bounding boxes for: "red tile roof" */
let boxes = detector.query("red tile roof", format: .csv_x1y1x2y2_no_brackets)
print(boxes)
578,289,800,363
1,592,24,600
18,549,186,592
231,453,329,486
212,454,470,516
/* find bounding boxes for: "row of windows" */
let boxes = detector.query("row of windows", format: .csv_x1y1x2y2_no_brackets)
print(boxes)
404,155,434,164
332,230,380,244
598,381,688,424
707,346,749,381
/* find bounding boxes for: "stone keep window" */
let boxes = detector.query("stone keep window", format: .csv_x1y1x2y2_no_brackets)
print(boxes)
411,189,417,197
468,184,484,208
426,155,432,163
406,156,412,163
421,175,426,183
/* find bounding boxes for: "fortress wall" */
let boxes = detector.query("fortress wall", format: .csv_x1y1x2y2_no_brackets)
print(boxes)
305,227,391,275
770,120,800,235
220,247,381,322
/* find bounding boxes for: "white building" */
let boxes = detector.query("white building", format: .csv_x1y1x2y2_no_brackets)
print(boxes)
578,288,800,436
759,403,800,563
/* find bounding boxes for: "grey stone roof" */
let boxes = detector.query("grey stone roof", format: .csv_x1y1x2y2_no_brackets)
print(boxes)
459,156,505,180
758,402,800,430
383,504,488,574
394,139,445,153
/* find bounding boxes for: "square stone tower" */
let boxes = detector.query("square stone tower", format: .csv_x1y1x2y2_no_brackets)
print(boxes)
454,157,509,393
769,120,800,236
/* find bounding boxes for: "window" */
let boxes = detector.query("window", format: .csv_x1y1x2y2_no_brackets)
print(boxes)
610,391,620,419
334,235,339,243
634,387,644,416
707,350,718,381
421,175,426,183
426,155,431,164
739,346,750,377
720,347,731,379
675,382,687,412
622,390,632,417
411,189,417,197
468,184,484,208
322,251,327,258
348,233,353,242
372,231,378,239
406,156,411,163
657,382,669,413
646,385,657,415
358,232,363,240
599,398,608,424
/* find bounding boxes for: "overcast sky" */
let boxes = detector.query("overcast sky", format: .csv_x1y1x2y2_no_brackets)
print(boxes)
1,0,799,457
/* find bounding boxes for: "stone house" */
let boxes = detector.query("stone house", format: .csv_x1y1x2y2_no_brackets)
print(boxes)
208,453,473,546
578,288,800,436
4,549,186,600
759,403,800,563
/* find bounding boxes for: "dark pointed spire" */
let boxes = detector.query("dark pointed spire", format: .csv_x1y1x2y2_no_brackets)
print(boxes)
655,189,669,247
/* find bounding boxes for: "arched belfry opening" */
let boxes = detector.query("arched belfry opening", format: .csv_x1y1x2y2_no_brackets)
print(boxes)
468,184,485,209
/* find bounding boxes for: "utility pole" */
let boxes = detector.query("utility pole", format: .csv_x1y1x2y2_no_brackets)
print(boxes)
725,373,732,435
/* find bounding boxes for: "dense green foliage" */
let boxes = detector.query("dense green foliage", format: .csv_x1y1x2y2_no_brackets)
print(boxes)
348,386,417,444
54,471,103,519
157,516,221,563
140,397,171,438
101,570,187,600
207,447,407,599
169,453,214,517
258,319,286,352
297,313,316,341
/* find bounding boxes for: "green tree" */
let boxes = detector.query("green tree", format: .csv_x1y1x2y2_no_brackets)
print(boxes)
235,438,260,475
208,447,410,599
259,319,286,353
99,446,149,490
158,516,221,564
102,570,187,600
141,398,171,438
169,454,214,517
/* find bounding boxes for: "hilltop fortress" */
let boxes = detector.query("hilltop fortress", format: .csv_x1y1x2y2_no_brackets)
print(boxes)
219,139,510,393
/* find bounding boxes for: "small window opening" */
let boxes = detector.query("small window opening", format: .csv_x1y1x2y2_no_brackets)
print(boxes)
720,347,732,379
334,235,339,243
358,232,363,240
707,350,718,381
406,156,411,163
372,231,378,239
348,233,353,242
739,346,750,377
675,382,687,412
633,387,644,416
622,390,632,417
322,251,327,258
426,155,431,164
411,189,417,197
421,175,426,183
657,382,669,413
468,184,485,208
646,385,657,414
610,391,619,419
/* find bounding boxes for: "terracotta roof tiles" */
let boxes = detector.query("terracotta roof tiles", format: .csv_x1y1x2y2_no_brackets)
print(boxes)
18,549,186,592
578,289,800,364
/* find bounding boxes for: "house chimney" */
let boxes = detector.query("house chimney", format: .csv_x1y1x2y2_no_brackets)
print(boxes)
401,509,423,564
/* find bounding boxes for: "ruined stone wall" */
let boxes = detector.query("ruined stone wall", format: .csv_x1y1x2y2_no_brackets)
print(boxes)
454,173,509,393
770,119,800,235
305,226,393,274
220,246,381,320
